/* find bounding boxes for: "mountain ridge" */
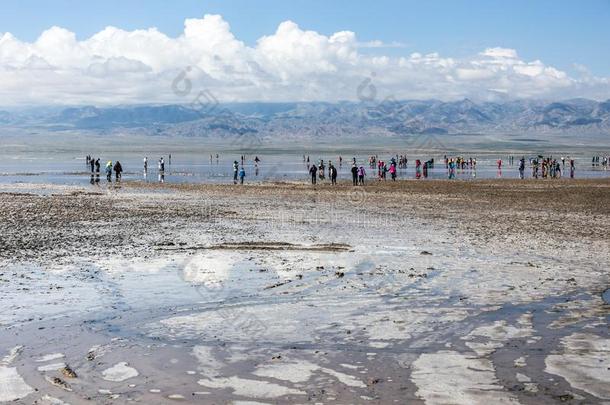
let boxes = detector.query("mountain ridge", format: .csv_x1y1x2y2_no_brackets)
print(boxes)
2,99,610,137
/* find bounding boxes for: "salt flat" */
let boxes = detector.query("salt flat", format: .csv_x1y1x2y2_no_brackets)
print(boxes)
0,179,608,404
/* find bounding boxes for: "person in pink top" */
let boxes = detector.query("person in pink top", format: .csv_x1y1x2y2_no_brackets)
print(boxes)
389,163,397,181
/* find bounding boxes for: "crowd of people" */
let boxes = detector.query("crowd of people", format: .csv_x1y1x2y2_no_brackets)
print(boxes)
302,152,596,184
592,155,610,167
529,156,575,179
85,155,122,184
83,151,607,186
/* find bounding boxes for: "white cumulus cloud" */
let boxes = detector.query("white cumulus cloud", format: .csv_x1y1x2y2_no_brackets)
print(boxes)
0,14,608,106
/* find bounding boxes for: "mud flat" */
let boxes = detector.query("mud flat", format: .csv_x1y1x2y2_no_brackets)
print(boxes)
0,179,609,404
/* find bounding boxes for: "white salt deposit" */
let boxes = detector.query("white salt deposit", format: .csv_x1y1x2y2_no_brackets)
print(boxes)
192,346,224,378
197,376,305,398
340,363,360,370
545,333,610,399
411,351,519,404
320,367,367,388
0,346,23,366
168,394,185,399
0,346,34,402
0,367,35,402
35,353,65,363
514,356,527,367
39,395,70,404
101,362,139,382
253,359,366,388
37,362,67,372
254,360,318,383
463,316,534,356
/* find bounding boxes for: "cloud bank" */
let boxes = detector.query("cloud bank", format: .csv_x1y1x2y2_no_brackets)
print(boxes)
0,14,608,106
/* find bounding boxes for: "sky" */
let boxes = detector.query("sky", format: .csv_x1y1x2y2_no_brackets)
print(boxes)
0,0,609,105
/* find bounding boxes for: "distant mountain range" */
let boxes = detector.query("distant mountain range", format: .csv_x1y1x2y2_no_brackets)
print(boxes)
2,98,610,137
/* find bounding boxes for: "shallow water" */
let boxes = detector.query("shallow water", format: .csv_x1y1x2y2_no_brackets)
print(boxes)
0,150,609,185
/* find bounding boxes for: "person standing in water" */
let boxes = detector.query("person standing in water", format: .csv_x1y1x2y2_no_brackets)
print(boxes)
169,154,172,165
143,157,148,173
351,163,358,186
90,157,95,173
233,160,239,184
329,162,337,185
113,161,123,181
309,164,317,184
519,157,525,179
105,161,113,182
318,160,325,180
358,165,366,185
239,166,246,184
159,157,165,172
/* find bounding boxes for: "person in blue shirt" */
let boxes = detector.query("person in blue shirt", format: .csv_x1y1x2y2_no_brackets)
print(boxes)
239,166,246,184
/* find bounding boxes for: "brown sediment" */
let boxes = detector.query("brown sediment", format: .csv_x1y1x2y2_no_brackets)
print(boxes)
2,178,609,262
155,241,351,252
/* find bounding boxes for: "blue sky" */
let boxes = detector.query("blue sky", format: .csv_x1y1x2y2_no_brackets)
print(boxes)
1,1,609,105
2,0,609,76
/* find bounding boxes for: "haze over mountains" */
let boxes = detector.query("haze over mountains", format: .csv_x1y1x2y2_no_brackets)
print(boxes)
1,98,610,138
